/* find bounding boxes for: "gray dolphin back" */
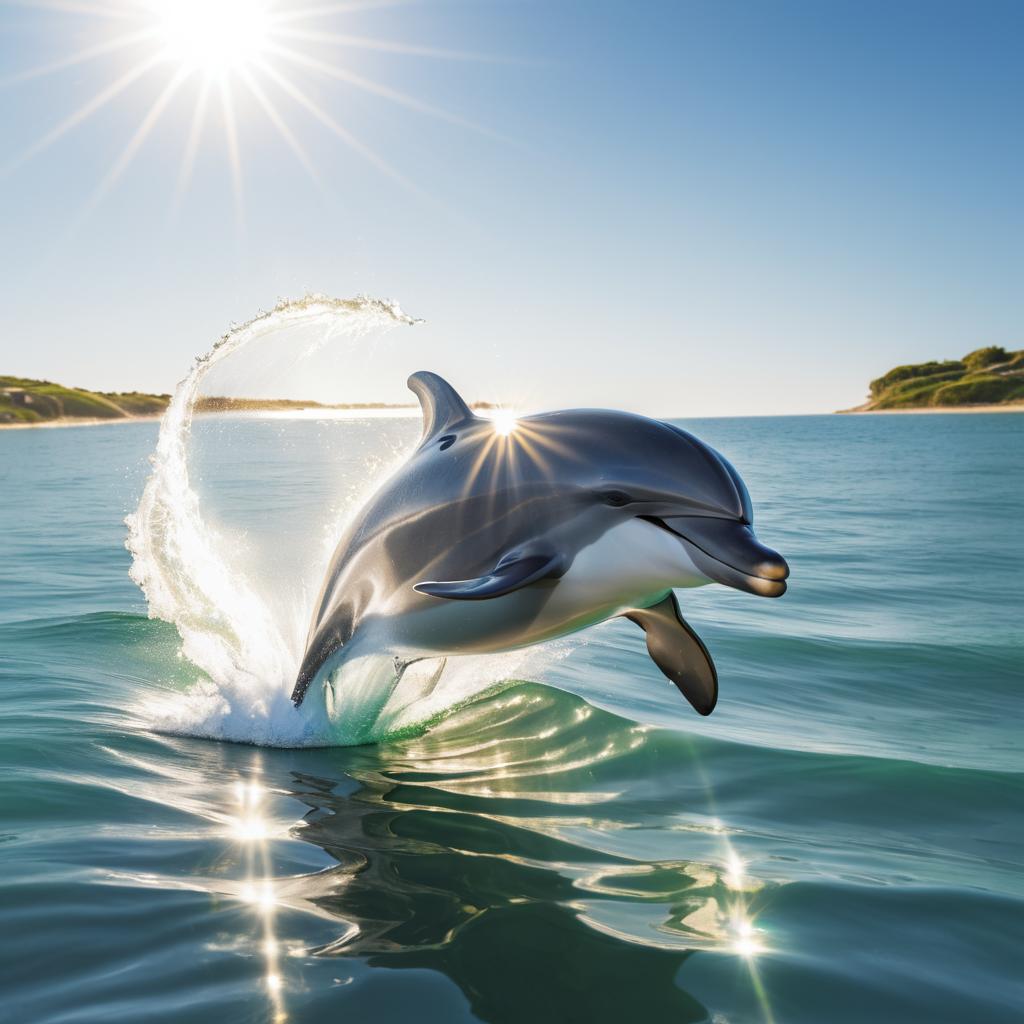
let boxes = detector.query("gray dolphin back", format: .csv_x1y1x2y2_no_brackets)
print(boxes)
292,371,788,717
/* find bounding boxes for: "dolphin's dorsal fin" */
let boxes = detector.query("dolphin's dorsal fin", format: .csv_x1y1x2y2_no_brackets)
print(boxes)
408,371,475,443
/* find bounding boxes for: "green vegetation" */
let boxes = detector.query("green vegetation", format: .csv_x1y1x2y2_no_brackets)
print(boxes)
962,346,1009,371
192,396,414,413
0,376,165,424
857,347,1024,410
103,391,172,416
1,375,479,426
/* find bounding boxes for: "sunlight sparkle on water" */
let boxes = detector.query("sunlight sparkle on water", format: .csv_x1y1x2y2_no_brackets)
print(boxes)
725,849,746,890
240,880,277,912
232,816,269,841
731,915,766,958
230,779,270,839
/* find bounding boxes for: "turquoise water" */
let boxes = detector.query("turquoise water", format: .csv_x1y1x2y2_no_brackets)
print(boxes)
1,412,1022,1023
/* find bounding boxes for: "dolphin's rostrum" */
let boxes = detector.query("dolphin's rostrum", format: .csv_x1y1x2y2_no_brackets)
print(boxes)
293,372,789,720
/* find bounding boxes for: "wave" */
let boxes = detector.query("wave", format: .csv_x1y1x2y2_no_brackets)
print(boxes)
6,659,1020,1024
9,669,1018,1023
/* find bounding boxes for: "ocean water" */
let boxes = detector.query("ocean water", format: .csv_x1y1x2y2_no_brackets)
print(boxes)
1,403,1022,1023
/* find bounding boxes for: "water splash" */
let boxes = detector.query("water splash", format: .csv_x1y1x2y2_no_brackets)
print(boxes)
127,294,565,747
127,295,420,746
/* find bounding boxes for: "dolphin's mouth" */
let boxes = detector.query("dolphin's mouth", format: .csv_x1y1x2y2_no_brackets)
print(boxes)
641,515,789,598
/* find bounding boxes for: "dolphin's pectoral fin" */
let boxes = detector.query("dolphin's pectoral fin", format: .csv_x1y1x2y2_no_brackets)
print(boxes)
408,370,476,443
414,551,563,601
625,593,718,716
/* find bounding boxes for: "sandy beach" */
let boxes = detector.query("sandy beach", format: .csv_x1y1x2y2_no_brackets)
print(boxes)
0,407,426,429
0,414,165,430
838,402,1024,415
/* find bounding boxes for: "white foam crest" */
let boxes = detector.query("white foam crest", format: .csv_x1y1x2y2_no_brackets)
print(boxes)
126,294,428,747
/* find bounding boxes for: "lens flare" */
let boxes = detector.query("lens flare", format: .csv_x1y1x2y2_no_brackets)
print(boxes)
488,408,519,436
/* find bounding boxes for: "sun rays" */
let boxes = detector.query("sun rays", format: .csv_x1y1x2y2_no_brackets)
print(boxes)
2,0,499,223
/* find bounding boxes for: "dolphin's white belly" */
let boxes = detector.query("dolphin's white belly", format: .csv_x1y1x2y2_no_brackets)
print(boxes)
390,519,709,656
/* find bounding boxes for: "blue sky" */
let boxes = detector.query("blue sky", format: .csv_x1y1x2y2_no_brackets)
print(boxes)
1,0,1021,415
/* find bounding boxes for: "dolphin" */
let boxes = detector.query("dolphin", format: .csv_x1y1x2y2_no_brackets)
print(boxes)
292,371,789,719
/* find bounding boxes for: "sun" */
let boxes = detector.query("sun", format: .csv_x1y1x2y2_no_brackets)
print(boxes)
153,0,271,76
2,1,499,223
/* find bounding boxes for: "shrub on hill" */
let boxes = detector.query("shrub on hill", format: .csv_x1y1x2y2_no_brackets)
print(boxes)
103,391,170,415
962,346,1009,371
932,375,1024,406
869,360,964,397
863,346,1023,409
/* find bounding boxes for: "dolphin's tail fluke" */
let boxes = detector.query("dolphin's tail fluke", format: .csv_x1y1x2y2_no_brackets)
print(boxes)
291,628,345,707
290,665,316,707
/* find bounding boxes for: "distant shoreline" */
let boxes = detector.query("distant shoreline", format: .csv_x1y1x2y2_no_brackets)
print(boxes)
852,346,1024,412
0,406,424,430
838,402,1024,415
0,413,164,430
5,402,1024,430
0,376,504,429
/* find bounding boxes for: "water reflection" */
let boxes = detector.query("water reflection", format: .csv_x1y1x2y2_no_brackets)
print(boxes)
304,685,774,1019
230,763,288,1022
115,683,779,1022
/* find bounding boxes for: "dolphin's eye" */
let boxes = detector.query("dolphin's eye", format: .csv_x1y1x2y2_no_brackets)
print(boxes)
603,490,632,507
438,434,456,451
